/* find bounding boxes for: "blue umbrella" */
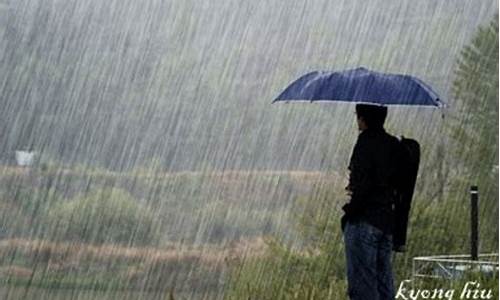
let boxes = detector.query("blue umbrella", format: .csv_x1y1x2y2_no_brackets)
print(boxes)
273,67,444,107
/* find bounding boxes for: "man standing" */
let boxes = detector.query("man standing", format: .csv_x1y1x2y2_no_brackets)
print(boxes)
341,104,402,300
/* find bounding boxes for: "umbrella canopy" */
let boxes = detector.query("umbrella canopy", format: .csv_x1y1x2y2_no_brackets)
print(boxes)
273,67,444,107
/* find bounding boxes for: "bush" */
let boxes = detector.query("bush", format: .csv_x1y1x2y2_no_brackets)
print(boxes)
224,185,350,300
225,242,349,300
47,188,160,246
0,185,59,238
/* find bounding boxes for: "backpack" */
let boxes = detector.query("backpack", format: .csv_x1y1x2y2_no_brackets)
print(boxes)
393,137,420,252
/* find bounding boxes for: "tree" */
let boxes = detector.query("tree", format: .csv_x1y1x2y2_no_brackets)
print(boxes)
448,15,498,252
451,15,498,197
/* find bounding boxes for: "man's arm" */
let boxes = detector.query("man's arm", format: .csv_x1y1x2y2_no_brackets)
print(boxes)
345,136,374,212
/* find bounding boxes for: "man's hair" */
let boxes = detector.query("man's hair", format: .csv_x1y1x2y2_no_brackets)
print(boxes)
355,104,388,128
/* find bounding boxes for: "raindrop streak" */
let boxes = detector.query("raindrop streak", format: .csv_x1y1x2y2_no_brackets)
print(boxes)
0,0,497,299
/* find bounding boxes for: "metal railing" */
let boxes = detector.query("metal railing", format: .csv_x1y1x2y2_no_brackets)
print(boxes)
412,253,499,280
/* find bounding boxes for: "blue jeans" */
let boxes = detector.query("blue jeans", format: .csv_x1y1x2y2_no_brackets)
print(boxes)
343,220,395,300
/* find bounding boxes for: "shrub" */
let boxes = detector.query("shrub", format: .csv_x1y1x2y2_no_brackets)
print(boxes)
47,188,160,246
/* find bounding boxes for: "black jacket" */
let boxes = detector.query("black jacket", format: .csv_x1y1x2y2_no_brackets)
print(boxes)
342,127,402,234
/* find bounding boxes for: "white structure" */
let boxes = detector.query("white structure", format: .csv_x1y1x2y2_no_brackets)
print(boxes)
15,151,36,167
413,254,499,280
